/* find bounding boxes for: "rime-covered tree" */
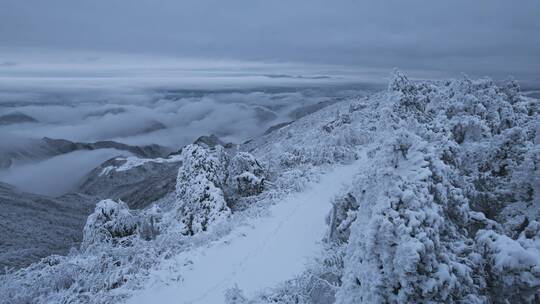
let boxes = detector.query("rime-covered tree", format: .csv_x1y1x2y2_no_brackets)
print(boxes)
226,151,265,198
326,193,358,243
336,70,539,303
175,144,231,235
81,199,138,250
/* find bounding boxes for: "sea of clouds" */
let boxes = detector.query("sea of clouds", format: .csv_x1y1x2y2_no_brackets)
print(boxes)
0,50,385,147
0,50,384,195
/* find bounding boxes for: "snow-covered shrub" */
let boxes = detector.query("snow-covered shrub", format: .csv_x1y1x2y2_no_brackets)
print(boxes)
175,144,231,235
388,69,415,95
233,172,263,196
82,199,138,250
510,145,540,206
276,145,357,169
476,223,540,303
227,152,265,198
501,77,521,105
250,244,345,304
337,138,482,303
322,110,352,133
450,115,489,144
0,234,165,303
138,205,163,241
326,193,358,243
459,127,534,222
388,69,432,120
391,130,414,168
224,285,248,304
333,71,539,303
174,144,267,232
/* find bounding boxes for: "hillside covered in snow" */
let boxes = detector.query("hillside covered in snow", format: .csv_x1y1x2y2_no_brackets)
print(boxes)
0,71,539,304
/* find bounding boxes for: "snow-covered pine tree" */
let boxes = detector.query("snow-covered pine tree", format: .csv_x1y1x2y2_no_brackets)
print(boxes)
335,70,539,303
175,144,231,235
81,199,138,250
226,151,265,198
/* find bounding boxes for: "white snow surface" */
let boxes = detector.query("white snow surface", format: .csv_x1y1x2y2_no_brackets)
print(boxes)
100,154,183,176
127,151,367,304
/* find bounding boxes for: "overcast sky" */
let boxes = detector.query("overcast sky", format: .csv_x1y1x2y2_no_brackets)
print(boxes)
1,0,539,83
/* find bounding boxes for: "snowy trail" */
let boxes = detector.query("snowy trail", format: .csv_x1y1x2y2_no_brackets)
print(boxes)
127,151,366,304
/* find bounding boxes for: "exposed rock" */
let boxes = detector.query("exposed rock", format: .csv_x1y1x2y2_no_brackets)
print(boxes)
0,112,38,125
194,134,236,149
263,121,294,135
253,106,278,122
193,134,226,148
83,107,126,119
77,156,180,209
0,136,172,169
41,137,171,159
288,98,344,119
132,120,167,135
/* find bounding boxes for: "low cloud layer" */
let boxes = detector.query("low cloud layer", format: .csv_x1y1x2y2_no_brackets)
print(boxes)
0,149,129,196
0,84,370,148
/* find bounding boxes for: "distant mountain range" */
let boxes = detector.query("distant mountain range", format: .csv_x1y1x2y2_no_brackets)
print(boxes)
0,137,172,169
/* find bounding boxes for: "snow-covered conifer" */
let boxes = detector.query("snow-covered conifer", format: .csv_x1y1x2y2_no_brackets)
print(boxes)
175,144,231,235
81,199,138,250
227,151,265,198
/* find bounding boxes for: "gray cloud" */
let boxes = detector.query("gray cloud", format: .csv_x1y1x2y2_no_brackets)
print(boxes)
0,149,129,196
0,0,539,82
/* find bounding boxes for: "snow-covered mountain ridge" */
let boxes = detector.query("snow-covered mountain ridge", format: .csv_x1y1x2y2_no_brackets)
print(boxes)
1,71,538,303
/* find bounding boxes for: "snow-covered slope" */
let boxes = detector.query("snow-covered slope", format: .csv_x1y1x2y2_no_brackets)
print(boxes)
77,154,181,209
1,71,538,304
127,150,368,304
0,182,96,270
